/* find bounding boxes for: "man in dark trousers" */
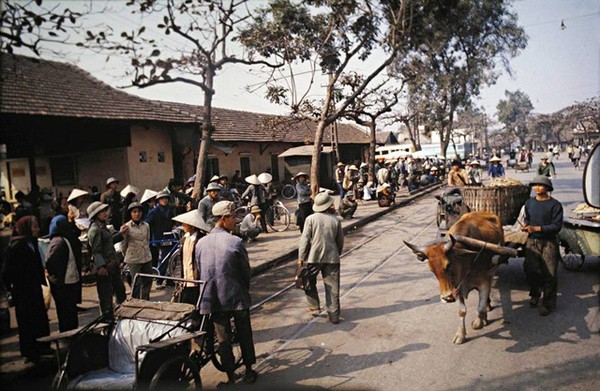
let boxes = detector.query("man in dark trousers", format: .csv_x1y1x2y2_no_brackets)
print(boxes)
521,175,563,316
195,201,257,385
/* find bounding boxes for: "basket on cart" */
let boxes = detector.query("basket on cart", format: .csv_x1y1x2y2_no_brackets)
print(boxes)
461,184,530,226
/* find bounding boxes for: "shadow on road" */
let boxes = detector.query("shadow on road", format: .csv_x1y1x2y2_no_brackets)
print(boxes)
258,343,430,390
483,258,598,353
446,353,600,391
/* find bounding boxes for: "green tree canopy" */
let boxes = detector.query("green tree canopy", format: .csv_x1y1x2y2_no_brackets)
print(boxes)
496,89,534,146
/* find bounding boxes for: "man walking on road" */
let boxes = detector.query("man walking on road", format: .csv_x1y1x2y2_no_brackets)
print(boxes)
195,201,257,385
521,176,563,316
298,192,344,324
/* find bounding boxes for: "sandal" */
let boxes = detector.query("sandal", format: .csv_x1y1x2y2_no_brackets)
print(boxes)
244,369,258,384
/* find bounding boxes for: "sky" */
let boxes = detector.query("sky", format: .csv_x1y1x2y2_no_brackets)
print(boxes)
10,0,600,121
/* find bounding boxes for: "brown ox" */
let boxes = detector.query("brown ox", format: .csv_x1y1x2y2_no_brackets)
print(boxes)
404,211,517,344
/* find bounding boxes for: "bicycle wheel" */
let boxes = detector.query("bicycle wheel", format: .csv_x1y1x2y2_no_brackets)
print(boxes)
281,184,296,200
234,206,250,223
267,205,291,232
209,318,243,373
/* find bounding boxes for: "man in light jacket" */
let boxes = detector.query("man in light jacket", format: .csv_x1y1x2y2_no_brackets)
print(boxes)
298,192,344,324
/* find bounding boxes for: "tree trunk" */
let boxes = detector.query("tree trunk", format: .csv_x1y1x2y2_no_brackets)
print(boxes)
192,67,215,199
369,121,377,181
310,119,327,197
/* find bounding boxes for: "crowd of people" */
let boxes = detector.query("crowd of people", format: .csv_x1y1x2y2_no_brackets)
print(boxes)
0,144,581,382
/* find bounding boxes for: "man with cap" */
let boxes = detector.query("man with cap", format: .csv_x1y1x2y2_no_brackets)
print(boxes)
198,182,221,230
521,176,563,316
298,192,344,324
121,202,152,300
537,155,556,178
486,156,505,178
294,172,312,233
87,201,127,317
100,177,123,229
195,201,257,384
171,210,210,305
145,191,176,288
338,190,357,219
241,174,267,233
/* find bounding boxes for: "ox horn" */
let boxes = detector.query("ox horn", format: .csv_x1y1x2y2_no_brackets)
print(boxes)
443,235,456,253
403,241,428,262
450,234,518,257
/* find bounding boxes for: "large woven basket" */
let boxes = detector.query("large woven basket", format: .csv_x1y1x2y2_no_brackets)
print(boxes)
461,185,530,225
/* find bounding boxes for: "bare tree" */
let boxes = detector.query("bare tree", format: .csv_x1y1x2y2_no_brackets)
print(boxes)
83,0,282,197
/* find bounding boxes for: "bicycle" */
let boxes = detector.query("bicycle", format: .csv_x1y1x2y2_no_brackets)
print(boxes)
280,183,297,200
266,200,291,232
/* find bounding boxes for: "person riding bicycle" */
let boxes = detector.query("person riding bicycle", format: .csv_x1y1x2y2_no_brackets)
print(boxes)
195,201,258,385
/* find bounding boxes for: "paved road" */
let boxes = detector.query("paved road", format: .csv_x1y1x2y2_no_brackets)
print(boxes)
201,153,599,390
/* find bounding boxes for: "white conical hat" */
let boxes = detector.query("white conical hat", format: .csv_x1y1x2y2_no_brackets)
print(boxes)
172,210,211,233
245,174,261,185
258,173,273,184
67,188,88,202
120,184,140,198
140,189,158,204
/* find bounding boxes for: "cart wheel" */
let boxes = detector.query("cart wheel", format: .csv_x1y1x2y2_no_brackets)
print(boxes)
149,356,201,390
560,254,585,271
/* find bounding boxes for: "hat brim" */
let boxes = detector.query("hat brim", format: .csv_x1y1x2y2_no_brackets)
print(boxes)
529,182,553,191
313,197,334,212
89,203,109,220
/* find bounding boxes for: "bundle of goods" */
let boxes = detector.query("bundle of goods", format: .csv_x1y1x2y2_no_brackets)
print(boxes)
571,203,600,222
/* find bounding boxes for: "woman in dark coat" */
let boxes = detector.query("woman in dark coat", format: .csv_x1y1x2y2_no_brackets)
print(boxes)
2,216,51,362
46,216,82,332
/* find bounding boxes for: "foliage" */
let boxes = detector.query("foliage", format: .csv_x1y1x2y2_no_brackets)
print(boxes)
496,89,533,146
394,0,527,157
0,0,82,55
239,0,417,194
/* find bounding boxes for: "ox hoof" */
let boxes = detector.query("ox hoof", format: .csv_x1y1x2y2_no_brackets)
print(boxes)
453,333,466,344
472,318,485,330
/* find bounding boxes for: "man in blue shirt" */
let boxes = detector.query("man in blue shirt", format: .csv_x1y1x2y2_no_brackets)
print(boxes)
195,201,257,384
521,176,563,316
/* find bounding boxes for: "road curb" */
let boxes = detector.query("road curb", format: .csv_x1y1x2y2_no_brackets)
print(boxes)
251,183,442,276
